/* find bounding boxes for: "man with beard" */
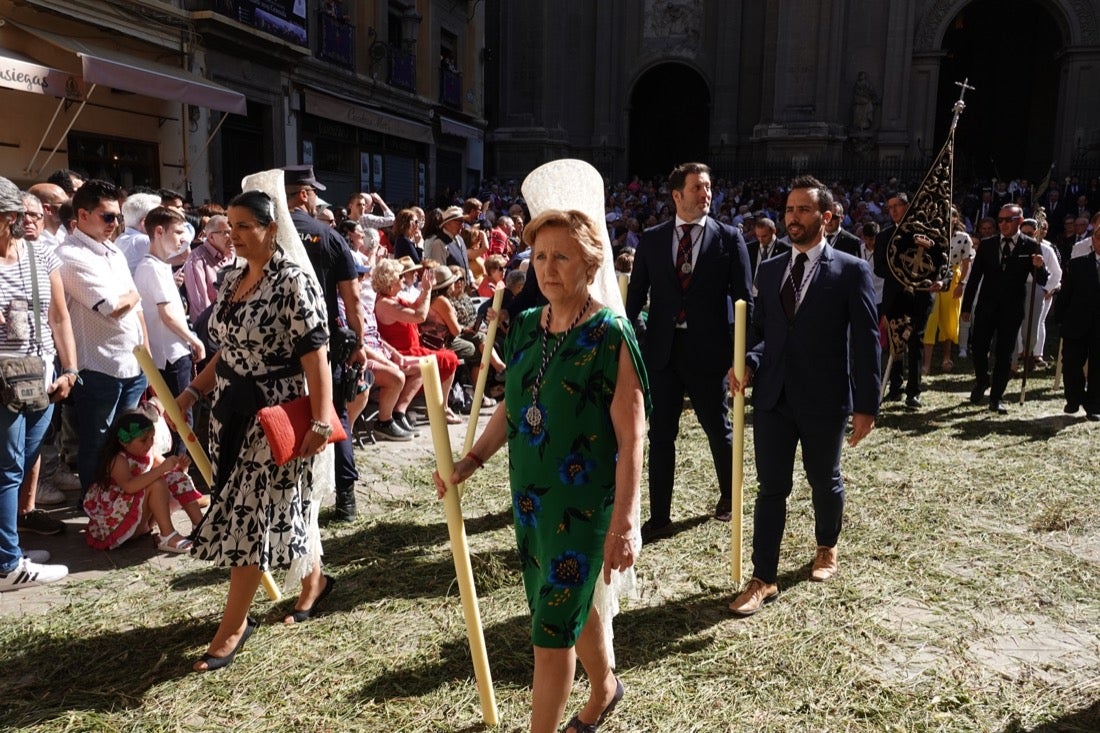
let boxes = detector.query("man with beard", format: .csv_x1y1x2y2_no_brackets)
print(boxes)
727,175,880,616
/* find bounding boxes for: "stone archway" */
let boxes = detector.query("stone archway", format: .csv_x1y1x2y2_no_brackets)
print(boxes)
915,0,1097,50
627,62,710,179
934,0,1064,180
915,0,1098,179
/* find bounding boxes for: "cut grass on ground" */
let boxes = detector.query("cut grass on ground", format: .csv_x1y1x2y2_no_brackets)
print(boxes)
1,368,1098,732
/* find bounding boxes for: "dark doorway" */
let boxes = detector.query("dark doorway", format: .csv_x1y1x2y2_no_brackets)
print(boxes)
935,0,1062,182
628,63,710,179
219,102,273,202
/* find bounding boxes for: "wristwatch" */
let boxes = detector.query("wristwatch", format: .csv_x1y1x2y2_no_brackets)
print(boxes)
61,367,82,386
309,419,334,439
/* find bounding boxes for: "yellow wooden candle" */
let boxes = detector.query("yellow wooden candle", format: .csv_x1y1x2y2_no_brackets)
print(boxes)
730,299,747,585
133,345,282,602
419,355,499,726
462,285,506,456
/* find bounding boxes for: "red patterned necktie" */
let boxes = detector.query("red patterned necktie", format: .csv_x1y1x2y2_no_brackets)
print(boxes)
675,223,693,323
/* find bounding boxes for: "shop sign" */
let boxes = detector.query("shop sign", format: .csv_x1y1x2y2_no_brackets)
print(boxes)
0,53,83,100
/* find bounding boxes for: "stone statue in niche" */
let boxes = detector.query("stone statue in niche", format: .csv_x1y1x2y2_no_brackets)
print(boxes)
643,0,702,53
850,71,879,134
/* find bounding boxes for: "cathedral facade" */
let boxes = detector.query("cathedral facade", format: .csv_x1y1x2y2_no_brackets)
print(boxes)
486,0,1100,185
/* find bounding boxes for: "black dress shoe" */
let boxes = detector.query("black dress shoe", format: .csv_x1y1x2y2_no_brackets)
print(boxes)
640,519,674,544
904,395,922,409
884,388,903,402
989,401,1008,414
1064,402,1081,414
1086,413,1100,422
969,387,988,405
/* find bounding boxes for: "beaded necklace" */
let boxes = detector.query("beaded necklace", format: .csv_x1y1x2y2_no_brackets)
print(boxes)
524,294,591,428
218,269,263,321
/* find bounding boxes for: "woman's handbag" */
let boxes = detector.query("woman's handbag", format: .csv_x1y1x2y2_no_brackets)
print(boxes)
0,239,49,414
257,397,347,466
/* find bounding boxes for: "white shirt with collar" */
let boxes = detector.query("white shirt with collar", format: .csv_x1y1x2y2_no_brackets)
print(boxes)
671,215,707,329
36,225,65,254
57,227,144,378
671,214,706,267
115,227,151,274
786,240,826,310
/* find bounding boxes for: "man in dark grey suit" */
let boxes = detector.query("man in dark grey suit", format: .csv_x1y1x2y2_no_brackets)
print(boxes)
727,175,880,616
626,162,753,542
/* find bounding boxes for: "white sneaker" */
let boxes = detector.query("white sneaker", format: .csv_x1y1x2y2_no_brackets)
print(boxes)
34,482,66,506
23,549,51,563
0,557,68,592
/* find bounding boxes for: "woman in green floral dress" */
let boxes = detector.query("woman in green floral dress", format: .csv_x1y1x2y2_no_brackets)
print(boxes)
438,209,649,733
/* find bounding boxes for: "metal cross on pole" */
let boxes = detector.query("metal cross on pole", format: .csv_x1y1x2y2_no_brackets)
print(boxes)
950,78,976,132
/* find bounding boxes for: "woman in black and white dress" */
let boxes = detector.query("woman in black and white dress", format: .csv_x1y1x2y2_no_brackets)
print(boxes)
178,189,336,672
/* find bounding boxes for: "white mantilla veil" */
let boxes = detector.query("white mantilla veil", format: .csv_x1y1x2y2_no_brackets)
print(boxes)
242,168,335,591
521,159,635,667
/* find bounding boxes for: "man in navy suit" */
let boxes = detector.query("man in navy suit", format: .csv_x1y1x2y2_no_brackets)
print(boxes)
727,175,880,616
626,162,753,542
747,217,789,294
1052,234,1100,420
824,202,861,257
961,204,1048,413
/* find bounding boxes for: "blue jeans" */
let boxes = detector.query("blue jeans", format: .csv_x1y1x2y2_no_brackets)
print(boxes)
0,403,55,572
160,354,194,455
73,370,147,494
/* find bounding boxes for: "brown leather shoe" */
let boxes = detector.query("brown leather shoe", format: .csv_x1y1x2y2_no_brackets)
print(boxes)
810,545,838,582
728,577,779,616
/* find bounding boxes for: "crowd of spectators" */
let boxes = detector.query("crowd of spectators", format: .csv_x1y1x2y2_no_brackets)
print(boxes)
4,162,1098,595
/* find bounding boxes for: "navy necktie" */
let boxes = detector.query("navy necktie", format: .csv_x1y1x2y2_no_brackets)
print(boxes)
781,253,808,320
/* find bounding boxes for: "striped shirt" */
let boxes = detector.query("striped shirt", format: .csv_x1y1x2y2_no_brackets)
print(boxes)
0,239,59,358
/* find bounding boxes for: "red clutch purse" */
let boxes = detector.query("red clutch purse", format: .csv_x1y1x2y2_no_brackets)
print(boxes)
257,397,347,466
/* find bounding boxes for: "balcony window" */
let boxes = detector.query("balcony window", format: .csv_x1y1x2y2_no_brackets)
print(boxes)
388,46,415,91
318,10,354,69
441,66,462,108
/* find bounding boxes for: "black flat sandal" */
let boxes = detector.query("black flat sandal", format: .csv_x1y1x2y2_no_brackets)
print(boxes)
564,677,624,732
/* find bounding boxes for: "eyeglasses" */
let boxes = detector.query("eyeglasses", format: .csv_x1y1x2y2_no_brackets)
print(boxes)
97,212,120,224
996,216,1020,223
208,230,231,237
23,212,43,221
